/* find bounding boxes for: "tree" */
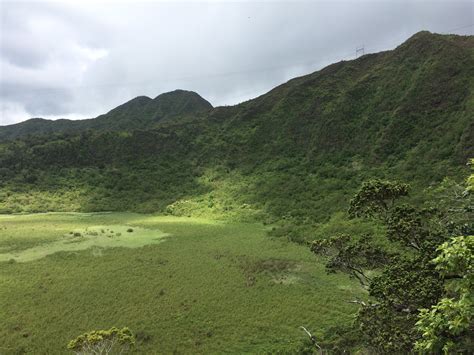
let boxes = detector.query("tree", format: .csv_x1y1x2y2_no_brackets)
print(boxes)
415,235,474,353
348,179,409,220
310,234,392,288
311,179,463,353
67,327,135,355
414,164,474,353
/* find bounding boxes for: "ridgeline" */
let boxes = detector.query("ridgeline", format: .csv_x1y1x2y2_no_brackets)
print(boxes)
1,31,473,222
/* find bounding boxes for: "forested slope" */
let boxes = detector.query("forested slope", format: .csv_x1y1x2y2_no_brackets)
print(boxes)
0,31,472,221
0,90,212,141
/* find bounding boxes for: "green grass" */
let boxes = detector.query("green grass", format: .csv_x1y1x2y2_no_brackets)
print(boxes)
0,213,363,354
0,222,168,263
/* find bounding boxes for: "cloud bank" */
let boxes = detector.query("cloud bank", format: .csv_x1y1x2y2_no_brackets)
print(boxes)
1,0,472,125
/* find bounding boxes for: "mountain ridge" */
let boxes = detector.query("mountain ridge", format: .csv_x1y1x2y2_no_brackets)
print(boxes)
1,31,471,142
0,31,472,221
0,89,212,141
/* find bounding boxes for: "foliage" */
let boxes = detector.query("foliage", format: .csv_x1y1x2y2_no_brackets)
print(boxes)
67,327,135,354
310,234,391,287
423,176,474,236
0,90,212,141
269,212,385,245
0,32,472,224
413,159,474,353
310,176,473,353
415,235,474,353
386,204,445,251
467,160,474,192
348,179,409,220
0,31,473,353
356,255,443,352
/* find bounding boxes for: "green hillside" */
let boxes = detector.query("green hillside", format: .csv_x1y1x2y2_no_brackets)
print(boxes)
0,31,473,222
0,30,473,354
0,90,212,141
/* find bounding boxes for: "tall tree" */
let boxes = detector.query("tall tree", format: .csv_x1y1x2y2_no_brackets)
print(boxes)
415,161,474,353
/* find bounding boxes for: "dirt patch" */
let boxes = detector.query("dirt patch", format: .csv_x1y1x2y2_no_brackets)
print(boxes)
236,257,301,286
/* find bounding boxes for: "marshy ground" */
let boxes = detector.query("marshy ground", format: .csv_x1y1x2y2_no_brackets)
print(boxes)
0,212,362,353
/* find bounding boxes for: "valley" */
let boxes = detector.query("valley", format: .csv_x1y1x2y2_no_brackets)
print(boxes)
0,213,361,353
0,30,473,353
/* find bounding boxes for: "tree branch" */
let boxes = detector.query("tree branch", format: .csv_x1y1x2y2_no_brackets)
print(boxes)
299,326,322,350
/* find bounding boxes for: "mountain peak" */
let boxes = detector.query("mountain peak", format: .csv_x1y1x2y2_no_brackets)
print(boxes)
1,31,470,143
148,89,213,121
396,30,459,53
154,89,200,99
106,95,152,115
153,89,212,107
406,30,433,40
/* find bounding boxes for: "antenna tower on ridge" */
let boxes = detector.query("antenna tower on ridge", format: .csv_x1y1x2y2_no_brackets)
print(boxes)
356,45,365,58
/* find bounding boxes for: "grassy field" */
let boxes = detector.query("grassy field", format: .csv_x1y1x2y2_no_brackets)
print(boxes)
0,213,363,354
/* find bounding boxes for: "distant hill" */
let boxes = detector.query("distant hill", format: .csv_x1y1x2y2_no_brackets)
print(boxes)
0,31,472,221
0,90,212,141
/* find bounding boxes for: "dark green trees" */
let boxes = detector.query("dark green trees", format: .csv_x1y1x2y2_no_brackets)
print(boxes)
347,179,409,220
415,235,474,353
311,178,473,353
415,163,474,353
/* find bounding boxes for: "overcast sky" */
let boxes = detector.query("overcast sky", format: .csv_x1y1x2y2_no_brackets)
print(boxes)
0,0,472,125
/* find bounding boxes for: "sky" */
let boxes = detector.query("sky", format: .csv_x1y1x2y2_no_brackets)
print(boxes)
0,0,473,125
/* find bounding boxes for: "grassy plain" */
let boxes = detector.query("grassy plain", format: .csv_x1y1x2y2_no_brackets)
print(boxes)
0,213,363,354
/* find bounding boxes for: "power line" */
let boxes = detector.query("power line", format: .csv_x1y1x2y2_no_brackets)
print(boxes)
2,23,473,100
442,23,474,33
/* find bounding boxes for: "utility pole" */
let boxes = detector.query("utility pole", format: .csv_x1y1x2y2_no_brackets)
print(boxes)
356,45,365,58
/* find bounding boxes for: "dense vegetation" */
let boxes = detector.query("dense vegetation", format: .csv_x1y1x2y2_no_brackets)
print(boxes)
1,31,473,226
0,90,213,141
311,174,473,353
0,31,473,353
0,213,362,353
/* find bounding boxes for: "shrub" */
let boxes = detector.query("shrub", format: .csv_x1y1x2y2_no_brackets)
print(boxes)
67,327,135,354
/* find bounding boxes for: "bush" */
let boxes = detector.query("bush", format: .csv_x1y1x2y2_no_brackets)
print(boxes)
67,327,135,354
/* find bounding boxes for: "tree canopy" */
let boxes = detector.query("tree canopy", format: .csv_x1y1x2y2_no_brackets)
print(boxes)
311,170,473,353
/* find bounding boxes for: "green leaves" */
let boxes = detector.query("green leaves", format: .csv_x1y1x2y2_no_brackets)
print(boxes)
348,179,409,220
311,177,473,353
310,234,391,287
67,327,135,354
415,236,473,353
434,235,474,280
386,205,444,252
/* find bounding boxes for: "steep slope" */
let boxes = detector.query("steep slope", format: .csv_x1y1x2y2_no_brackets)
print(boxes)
0,90,212,141
215,31,472,163
0,31,472,221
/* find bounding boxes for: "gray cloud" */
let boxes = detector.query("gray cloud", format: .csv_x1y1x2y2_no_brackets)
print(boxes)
1,0,473,125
